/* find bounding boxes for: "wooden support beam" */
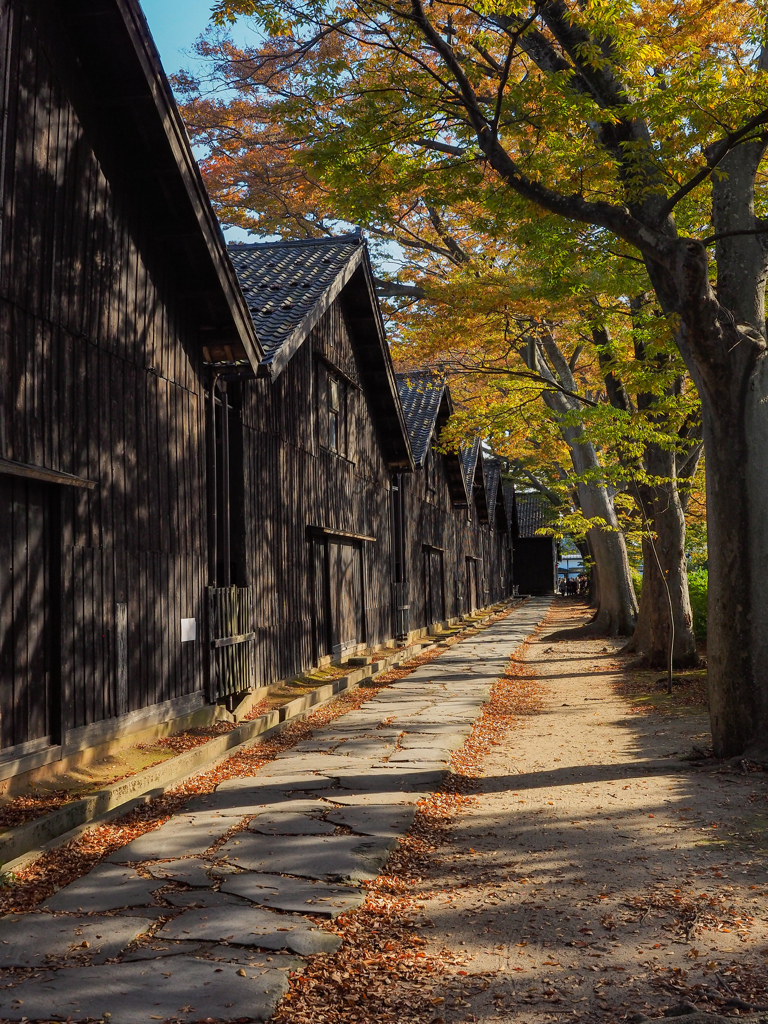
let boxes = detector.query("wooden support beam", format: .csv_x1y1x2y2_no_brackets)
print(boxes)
0,458,96,489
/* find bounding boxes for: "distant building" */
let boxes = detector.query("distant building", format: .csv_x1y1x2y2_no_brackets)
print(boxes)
558,540,586,582
509,491,558,596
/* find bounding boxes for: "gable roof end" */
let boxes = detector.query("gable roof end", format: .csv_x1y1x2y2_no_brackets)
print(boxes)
230,235,414,471
228,236,363,375
44,0,262,373
395,371,469,505
514,492,555,539
461,439,489,523
395,371,446,466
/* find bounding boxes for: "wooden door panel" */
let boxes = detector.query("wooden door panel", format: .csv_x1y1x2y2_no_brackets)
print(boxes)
430,549,445,622
423,549,431,626
312,537,330,658
328,540,363,654
0,477,52,752
466,558,478,614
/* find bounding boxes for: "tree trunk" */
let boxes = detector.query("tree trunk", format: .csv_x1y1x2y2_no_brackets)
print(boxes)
627,528,698,670
665,143,768,758
625,446,698,669
576,477,637,635
590,554,601,611
564,428,637,636
700,363,768,758
530,336,638,636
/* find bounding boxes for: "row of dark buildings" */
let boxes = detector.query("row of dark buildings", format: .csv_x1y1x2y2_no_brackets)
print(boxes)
0,0,555,784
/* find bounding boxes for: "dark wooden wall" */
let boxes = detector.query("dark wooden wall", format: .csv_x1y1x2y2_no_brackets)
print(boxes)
455,501,488,615
513,538,557,596
238,299,395,686
401,450,512,632
401,447,462,629
0,0,207,754
485,495,513,606
0,0,516,767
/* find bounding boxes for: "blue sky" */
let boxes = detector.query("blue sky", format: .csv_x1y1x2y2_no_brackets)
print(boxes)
139,0,256,75
139,0,254,239
137,0,365,249
139,0,221,71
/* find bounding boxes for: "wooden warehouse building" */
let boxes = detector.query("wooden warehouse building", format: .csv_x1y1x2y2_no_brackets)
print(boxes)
483,456,514,607
395,372,513,637
511,491,558,596
394,371,470,636
0,0,261,779
226,235,413,690
459,437,514,613
0,0,517,787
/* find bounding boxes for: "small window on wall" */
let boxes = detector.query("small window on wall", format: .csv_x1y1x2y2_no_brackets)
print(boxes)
426,444,437,492
329,376,341,453
326,373,348,457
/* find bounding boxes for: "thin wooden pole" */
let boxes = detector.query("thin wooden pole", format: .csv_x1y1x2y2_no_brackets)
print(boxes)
206,373,219,587
221,385,231,588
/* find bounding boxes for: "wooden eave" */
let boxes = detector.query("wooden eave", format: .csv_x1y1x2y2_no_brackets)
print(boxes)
473,455,490,525
341,256,415,472
267,246,366,380
435,390,470,508
262,244,413,470
0,458,96,490
28,0,262,373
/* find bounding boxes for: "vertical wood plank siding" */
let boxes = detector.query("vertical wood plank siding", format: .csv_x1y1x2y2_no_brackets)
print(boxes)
402,455,513,633
239,301,395,686
0,0,206,748
0,0,513,763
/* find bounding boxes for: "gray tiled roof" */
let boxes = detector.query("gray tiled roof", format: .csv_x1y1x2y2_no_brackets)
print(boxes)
483,457,502,523
515,492,554,539
503,481,515,522
395,371,446,466
460,436,482,495
228,235,364,371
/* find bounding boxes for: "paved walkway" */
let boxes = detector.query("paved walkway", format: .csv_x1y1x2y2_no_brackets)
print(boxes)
0,599,549,1023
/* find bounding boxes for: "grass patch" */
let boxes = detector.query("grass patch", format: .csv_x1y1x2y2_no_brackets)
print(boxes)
688,568,708,641
614,666,708,715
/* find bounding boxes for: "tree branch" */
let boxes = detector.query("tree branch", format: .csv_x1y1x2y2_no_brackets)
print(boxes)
701,225,768,246
426,205,471,264
373,277,427,299
510,461,564,505
656,113,768,223
414,138,467,156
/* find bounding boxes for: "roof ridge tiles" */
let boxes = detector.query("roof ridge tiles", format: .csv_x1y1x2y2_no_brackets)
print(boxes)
228,232,363,251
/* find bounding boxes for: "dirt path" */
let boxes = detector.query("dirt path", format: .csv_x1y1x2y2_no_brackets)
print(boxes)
417,600,768,1023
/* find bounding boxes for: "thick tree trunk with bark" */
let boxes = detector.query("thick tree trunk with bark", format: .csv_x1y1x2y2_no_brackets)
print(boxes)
525,335,638,636
699,361,768,758
656,142,768,757
626,520,698,670
624,446,699,669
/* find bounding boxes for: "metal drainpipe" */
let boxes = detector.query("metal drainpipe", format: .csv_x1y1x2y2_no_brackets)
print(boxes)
206,372,220,587
220,383,231,588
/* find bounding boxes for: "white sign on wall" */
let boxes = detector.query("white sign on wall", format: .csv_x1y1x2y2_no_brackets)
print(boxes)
181,618,197,643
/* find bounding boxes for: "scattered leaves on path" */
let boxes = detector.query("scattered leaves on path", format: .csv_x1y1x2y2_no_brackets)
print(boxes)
0,608,514,917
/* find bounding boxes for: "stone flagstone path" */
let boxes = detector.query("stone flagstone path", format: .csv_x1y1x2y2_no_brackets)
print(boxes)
0,599,549,1023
